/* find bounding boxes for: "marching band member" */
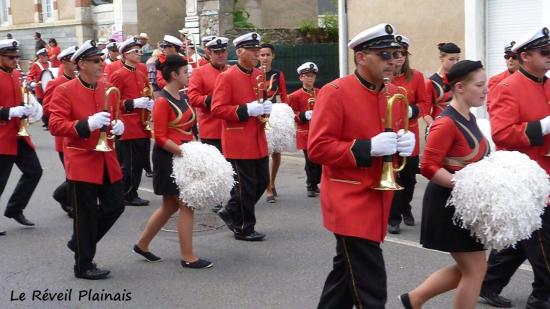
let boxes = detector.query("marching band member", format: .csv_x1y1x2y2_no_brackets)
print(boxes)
155,35,184,92
288,62,321,197
488,41,519,92
109,37,153,206
26,47,51,128
0,39,42,232
134,54,212,269
259,43,288,203
212,32,272,241
424,42,461,126
103,42,122,79
387,35,428,234
399,60,489,309
43,45,78,217
482,27,550,309
308,24,414,307
49,40,126,280
198,35,216,66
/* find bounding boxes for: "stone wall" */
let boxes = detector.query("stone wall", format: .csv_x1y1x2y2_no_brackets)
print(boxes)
223,28,304,44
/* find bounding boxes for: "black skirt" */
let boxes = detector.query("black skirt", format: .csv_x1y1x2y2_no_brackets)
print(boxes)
420,181,484,252
152,145,179,196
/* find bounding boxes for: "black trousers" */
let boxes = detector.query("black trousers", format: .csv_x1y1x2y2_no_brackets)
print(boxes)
225,157,269,235
202,138,222,153
69,170,124,271
482,207,550,299
303,149,321,189
144,138,152,173
117,138,149,201
52,152,70,208
389,155,419,225
318,234,387,309
0,139,42,218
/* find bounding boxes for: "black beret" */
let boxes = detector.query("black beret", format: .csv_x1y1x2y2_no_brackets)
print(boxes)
447,60,483,84
164,54,188,68
438,42,461,53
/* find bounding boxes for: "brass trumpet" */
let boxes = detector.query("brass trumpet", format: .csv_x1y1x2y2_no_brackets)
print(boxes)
95,87,121,152
256,65,270,125
141,82,153,131
307,88,316,111
374,78,410,191
17,86,30,137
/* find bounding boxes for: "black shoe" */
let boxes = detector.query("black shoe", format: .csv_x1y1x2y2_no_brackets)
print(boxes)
479,289,512,308
8,214,35,226
314,185,320,194
0,230,6,236
180,259,213,269
266,195,276,203
527,295,550,309
210,204,222,213
403,210,415,226
307,189,316,197
388,223,400,234
272,187,278,197
217,208,235,232
74,267,110,280
67,239,75,252
133,245,162,262
145,171,153,178
125,197,150,206
398,293,413,309
234,231,266,241
60,203,74,218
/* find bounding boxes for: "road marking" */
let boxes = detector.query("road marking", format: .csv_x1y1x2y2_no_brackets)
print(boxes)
139,187,154,193
385,236,533,272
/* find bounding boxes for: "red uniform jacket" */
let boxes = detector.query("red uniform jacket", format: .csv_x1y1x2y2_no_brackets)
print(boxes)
153,90,196,147
44,73,74,152
49,77,123,184
393,70,428,156
47,46,61,67
307,73,406,242
288,87,318,150
0,67,34,155
487,70,514,110
26,61,50,99
211,64,268,159
421,106,489,179
265,69,288,103
489,68,550,177
425,73,452,118
198,57,209,67
187,63,227,139
104,59,122,80
109,62,151,141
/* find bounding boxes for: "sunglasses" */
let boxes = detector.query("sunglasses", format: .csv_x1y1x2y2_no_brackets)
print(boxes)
82,57,104,64
504,54,518,60
373,50,404,61
160,43,175,49
125,49,143,55
1,55,20,60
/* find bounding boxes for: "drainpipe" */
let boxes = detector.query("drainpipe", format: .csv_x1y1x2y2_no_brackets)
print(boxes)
338,0,348,77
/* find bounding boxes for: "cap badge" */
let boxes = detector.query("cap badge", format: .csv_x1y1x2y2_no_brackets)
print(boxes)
385,24,393,34
543,27,549,37
217,39,222,44
90,40,96,47
252,33,257,40
309,63,314,69
396,35,402,42
12,41,17,47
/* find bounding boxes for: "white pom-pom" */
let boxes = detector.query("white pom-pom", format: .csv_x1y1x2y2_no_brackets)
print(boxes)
448,151,550,250
475,118,495,152
265,103,296,154
172,142,235,209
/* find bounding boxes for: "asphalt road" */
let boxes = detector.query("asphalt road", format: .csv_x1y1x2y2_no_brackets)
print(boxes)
0,125,534,309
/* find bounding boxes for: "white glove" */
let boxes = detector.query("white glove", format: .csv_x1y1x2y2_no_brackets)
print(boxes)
370,132,397,156
246,101,263,117
146,99,155,111
262,100,273,115
87,111,111,131
133,97,150,109
396,129,416,157
541,115,550,135
30,82,36,89
110,120,125,136
408,106,413,119
8,105,32,119
305,110,313,120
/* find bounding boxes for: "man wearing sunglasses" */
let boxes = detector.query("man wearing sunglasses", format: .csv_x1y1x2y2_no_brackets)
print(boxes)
49,40,126,280
485,27,550,309
488,41,520,92
0,39,43,235
308,23,415,308
109,37,153,207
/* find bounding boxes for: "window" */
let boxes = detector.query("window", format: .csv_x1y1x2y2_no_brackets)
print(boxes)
0,0,8,25
41,0,53,22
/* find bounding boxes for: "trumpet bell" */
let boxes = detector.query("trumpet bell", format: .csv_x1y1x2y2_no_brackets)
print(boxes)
374,162,404,191
94,132,112,152
17,120,30,137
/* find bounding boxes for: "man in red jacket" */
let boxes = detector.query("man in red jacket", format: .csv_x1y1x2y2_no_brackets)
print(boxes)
109,37,153,206
26,47,51,128
0,39,42,233
308,24,415,308
49,40,125,280
483,27,550,309
211,32,272,241
488,41,520,92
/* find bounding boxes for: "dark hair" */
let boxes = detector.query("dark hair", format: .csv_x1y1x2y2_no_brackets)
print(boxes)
108,38,116,43
35,32,41,38
260,43,275,53
399,53,414,81
48,38,57,45
160,55,188,82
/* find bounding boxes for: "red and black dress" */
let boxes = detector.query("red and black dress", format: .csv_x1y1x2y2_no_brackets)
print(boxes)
152,89,196,196
264,68,288,103
426,73,453,119
420,106,489,252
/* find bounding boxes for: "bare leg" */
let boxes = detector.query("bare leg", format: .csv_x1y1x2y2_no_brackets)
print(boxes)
408,265,462,308
178,201,197,262
136,195,179,251
268,152,281,195
451,251,487,309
